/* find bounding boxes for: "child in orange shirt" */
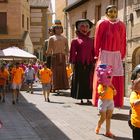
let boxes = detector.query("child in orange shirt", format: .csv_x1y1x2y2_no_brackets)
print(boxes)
66,64,73,88
39,62,52,102
95,64,116,138
130,78,140,139
0,64,9,102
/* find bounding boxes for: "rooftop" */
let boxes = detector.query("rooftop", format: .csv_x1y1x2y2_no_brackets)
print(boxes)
64,0,89,12
29,0,51,8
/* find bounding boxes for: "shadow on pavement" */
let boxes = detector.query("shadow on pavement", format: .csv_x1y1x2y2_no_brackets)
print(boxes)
32,87,42,91
114,136,132,140
112,113,129,121
121,105,130,110
99,134,132,140
49,101,65,104
53,92,70,97
7,93,70,140
75,102,92,106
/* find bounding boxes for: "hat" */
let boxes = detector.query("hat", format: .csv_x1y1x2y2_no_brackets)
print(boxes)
132,78,140,92
75,19,93,29
96,64,113,86
52,19,62,27
106,5,117,13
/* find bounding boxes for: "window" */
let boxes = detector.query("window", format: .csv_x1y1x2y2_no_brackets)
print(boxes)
27,17,29,30
82,11,87,19
137,0,140,3
0,0,7,2
22,14,24,28
95,5,101,23
0,12,7,34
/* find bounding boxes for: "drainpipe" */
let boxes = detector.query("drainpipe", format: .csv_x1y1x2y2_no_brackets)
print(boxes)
124,0,129,97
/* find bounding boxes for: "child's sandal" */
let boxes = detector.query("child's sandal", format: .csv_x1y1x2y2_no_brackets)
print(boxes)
95,126,100,134
105,132,115,138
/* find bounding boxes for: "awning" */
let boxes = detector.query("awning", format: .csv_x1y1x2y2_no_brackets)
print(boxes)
0,46,37,60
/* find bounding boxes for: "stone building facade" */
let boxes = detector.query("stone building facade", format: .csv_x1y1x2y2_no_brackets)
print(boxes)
0,0,33,53
55,0,140,96
63,0,125,45
29,0,52,60
125,0,140,95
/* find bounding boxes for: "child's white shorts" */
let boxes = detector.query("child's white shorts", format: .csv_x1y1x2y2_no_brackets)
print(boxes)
98,99,114,112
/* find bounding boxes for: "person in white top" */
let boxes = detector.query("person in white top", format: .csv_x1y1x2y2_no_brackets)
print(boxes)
25,64,35,94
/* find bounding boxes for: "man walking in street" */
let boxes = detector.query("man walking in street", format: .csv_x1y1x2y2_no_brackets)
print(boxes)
25,63,35,94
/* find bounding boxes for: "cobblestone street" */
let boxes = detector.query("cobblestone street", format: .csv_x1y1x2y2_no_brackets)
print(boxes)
0,82,132,140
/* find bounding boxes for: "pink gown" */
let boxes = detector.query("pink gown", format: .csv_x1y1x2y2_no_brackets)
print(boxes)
92,18,126,107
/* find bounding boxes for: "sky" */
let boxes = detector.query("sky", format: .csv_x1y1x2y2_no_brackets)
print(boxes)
51,0,55,12
51,0,55,21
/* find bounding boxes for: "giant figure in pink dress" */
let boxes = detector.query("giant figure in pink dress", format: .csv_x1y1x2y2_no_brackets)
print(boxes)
92,5,126,107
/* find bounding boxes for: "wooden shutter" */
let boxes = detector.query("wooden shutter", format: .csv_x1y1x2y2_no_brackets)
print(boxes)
0,0,7,2
0,12,7,34
95,5,101,24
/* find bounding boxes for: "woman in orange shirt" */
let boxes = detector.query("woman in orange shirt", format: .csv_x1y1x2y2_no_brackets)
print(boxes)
95,64,116,138
130,78,140,140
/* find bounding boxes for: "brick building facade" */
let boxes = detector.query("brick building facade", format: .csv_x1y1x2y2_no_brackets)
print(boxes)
0,0,33,53
29,0,52,60
55,0,140,96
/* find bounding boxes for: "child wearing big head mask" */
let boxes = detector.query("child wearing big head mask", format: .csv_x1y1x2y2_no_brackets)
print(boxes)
95,64,116,138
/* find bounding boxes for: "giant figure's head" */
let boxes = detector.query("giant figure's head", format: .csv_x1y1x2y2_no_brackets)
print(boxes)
106,5,118,21
75,19,93,35
52,19,63,34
